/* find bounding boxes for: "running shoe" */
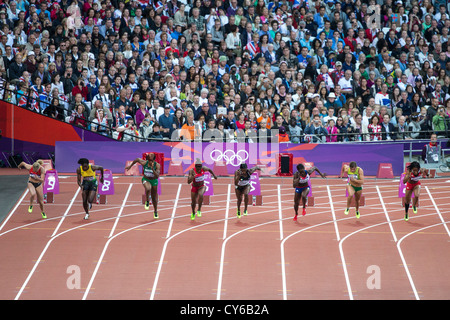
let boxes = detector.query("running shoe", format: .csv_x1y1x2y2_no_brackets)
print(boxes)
356,211,360,219
404,213,409,221
197,210,202,217
41,212,47,219
243,210,248,216
191,212,196,221
154,211,159,219
145,201,150,210
237,210,241,218
28,205,33,213
345,208,349,215
293,215,298,222
84,213,89,220
302,208,306,216
413,206,417,214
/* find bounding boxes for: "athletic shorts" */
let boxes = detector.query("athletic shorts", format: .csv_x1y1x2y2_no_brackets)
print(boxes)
235,184,250,192
82,179,98,192
191,184,205,194
349,184,363,192
295,186,309,194
28,181,42,189
142,177,158,186
406,181,420,191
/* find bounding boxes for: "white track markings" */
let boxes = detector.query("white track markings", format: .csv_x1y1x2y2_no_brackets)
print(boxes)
326,185,341,241
425,186,450,238
165,184,182,239
108,184,133,238
376,185,398,242
14,188,80,300
222,184,231,239
0,189,28,231
277,185,284,240
397,222,450,300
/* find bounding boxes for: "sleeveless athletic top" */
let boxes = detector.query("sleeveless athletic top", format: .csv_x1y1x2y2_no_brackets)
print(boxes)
29,167,41,180
410,171,421,183
237,170,251,186
143,161,157,179
347,167,360,181
193,168,205,184
80,164,96,181
297,172,310,185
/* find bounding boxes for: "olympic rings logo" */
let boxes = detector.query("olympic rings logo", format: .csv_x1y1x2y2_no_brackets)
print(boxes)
210,149,249,166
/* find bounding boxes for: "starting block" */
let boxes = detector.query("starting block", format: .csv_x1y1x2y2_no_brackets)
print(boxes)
203,195,211,205
248,194,263,205
97,169,114,204
167,161,184,175
213,160,228,176
377,163,394,179
43,169,59,203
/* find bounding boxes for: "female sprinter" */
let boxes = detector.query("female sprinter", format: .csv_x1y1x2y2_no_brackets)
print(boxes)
341,161,364,219
187,158,217,220
76,158,104,220
293,163,327,220
125,153,160,219
234,163,261,218
403,161,429,221
18,160,47,219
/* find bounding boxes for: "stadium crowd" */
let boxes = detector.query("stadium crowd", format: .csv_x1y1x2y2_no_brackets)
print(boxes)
1,0,450,142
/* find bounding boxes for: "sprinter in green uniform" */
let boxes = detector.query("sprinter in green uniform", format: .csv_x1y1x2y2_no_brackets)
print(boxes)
341,161,364,219
125,153,160,219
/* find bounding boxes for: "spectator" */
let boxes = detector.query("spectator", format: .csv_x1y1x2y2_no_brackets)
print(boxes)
8,53,25,80
432,106,449,135
69,104,87,129
380,114,397,141
305,114,328,142
91,109,110,137
159,106,175,139
326,119,339,142
117,116,141,142
2,0,448,144
367,115,382,141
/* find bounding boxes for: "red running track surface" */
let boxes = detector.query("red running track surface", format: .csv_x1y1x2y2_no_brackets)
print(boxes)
0,175,449,300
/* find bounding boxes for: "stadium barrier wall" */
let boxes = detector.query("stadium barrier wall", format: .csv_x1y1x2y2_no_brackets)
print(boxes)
55,140,404,176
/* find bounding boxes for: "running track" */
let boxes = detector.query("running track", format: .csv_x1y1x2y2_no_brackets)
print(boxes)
0,175,449,300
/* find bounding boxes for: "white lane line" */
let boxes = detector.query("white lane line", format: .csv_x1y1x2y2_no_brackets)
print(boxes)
376,186,398,242
108,183,133,238
397,222,449,300
0,189,28,231
326,185,340,241
222,184,231,240
277,185,284,240
165,184,182,239
425,186,450,238
51,188,80,237
15,189,80,300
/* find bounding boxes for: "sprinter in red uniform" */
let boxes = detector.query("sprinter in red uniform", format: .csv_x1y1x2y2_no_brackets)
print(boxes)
403,161,429,221
187,159,217,220
18,160,47,219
